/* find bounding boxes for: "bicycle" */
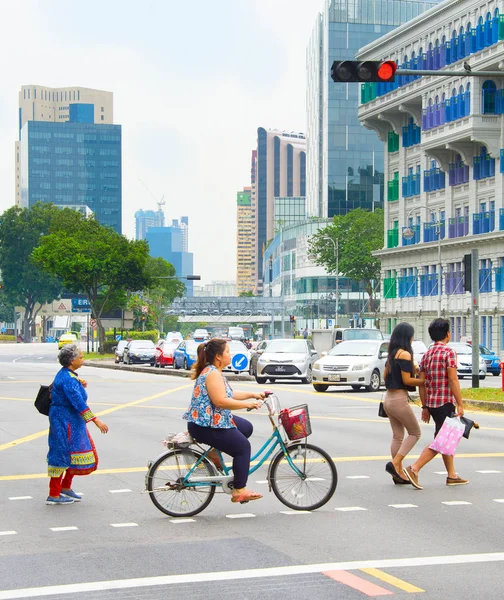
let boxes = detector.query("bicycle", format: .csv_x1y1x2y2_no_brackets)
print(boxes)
144,392,337,517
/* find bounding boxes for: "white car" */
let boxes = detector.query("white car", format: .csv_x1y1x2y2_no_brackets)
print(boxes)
447,343,486,380
412,340,428,366
256,339,319,384
312,340,389,393
223,340,251,374
193,328,210,341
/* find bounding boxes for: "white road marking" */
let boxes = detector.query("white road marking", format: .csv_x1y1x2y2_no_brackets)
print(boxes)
280,510,311,515
345,475,370,479
389,504,418,509
4,552,504,598
226,513,256,519
254,480,268,484
8,496,32,500
0,531,17,536
36,357,43,360
434,471,448,475
110,523,138,528
50,527,78,532
169,518,196,523
493,499,504,503
441,501,472,506
109,489,132,493
335,506,367,512
476,470,501,474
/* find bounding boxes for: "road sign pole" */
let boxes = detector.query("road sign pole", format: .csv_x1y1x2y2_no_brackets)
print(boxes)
86,313,90,354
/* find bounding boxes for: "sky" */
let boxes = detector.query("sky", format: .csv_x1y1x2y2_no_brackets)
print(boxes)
0,0,322,286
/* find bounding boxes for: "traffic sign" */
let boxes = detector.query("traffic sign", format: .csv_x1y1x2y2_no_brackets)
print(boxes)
90,319,97,328
231,353,249,372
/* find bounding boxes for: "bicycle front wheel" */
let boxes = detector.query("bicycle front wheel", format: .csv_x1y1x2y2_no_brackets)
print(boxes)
147,449,216,517
269,443,337,511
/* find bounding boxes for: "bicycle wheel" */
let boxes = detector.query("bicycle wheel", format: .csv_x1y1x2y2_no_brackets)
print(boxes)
269,443,337,511
147,449,216,517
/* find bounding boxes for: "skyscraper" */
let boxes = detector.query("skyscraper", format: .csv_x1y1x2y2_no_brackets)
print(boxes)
236,187,255,295
255,128,306,293
135,209,165,240
306,0,440,219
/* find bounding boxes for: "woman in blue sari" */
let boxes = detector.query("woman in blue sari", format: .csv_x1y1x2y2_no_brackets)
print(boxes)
46,344,108,505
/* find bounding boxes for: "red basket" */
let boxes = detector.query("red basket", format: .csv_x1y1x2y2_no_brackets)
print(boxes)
279,404,311,440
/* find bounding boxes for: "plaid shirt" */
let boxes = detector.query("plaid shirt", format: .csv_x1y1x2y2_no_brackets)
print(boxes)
419,342,458,408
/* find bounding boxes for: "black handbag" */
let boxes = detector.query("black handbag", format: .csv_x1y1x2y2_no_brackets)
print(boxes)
459,416,479,439
35,384,52,416
378,401,388,418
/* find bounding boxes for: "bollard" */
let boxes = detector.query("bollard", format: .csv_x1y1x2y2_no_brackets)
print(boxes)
501,362,504,392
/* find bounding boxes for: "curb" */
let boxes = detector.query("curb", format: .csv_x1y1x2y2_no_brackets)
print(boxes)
85,360,254,382
462,399,504,412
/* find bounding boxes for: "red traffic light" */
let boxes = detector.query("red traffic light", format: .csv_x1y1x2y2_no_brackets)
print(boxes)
376,61,397,82
331,60,396,83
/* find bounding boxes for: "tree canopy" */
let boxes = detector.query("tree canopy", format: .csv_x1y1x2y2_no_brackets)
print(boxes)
0,204,65,341
308,208,384,311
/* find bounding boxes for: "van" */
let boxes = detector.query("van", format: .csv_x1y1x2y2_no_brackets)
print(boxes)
335,328,384,342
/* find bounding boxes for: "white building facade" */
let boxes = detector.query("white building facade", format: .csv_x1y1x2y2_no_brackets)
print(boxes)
357,0,504,352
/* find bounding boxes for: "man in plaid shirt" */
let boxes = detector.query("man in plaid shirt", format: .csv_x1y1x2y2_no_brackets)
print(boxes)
403,318,468,490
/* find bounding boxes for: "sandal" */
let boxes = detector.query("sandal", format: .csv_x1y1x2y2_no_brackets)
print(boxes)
231,490,263,504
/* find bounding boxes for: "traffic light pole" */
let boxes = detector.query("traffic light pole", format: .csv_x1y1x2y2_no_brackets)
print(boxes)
471,249,480,388
396,69,504,78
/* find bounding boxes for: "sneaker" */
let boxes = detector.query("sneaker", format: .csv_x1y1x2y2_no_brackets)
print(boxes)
61,489,82,501
446,476,469,486
46,495,74,505
403,466,423,490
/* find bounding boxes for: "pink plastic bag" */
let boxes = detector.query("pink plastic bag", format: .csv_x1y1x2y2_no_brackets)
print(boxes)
429,417,465,456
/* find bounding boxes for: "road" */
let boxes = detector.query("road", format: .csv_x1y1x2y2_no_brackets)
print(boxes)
1,343,504,599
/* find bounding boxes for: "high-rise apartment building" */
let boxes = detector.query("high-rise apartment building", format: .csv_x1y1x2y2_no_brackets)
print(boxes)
306,0,440,219
236,187,255,295
135,209,165,240
16,85,114,206
255,129,306,293
194,281,237,297
172,217,189,252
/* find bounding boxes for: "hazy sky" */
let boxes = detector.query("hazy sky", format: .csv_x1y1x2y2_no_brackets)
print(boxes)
0,0,321,285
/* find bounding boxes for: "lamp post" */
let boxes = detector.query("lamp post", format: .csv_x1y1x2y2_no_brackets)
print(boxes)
402,207,442,317
322,237,339,328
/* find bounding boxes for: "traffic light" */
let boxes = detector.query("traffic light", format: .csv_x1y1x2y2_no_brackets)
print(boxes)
331,60,397,83
289,315,296,323
463,254,472,292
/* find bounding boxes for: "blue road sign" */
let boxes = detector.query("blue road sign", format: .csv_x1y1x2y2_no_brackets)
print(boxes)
72,297,91,313
231,353,248,371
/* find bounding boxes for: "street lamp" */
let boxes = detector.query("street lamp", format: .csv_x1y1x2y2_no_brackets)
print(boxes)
402,207,441,317
322,236,339,328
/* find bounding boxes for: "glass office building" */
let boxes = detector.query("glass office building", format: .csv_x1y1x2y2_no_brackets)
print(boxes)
306,0,440,219
20,118,122,233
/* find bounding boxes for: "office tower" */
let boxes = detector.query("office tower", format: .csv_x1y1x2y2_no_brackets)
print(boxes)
16,85,114,207
306,0,440,219
180,216,189,252
20,119,122,233
146,226,194,296
236,187,255,295
135,209,165,240
255,129,306,293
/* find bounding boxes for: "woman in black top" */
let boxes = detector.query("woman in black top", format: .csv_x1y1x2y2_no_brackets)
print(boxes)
383,323,425,484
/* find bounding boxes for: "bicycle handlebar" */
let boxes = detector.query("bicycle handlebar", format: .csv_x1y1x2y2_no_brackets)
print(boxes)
246,390,273,411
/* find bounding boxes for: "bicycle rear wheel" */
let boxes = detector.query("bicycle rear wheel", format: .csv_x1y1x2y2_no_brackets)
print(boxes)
147,449,216,517
269,443,337,511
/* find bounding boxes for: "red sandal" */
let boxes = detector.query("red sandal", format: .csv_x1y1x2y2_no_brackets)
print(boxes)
231,490,263,504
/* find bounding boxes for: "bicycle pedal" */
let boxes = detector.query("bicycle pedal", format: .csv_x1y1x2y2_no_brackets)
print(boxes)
240,500,249,504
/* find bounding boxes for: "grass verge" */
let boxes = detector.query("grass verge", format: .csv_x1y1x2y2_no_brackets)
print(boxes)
83,352,114,360
462,388,503,402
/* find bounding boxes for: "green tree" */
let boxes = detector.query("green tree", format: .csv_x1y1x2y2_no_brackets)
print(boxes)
308,208,384,312
32,212,153,351
0,204,65,342
239,291,254,297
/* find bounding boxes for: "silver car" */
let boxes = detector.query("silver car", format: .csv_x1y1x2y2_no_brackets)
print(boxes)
255,339,319,384
312,340,389,393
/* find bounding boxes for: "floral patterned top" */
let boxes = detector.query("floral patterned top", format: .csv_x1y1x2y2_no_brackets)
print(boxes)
183,365,236,429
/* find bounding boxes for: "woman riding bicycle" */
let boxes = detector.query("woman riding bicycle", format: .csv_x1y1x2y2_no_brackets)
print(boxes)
183,338,264,503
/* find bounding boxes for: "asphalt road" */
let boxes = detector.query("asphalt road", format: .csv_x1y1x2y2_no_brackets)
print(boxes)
1,343,504,599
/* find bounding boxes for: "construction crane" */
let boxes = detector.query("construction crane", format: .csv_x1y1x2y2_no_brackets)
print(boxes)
138,179,165,226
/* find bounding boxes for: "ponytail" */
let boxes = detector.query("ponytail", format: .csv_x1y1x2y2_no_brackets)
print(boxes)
191,338,227,379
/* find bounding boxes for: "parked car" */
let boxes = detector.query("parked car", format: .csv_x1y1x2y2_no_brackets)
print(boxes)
173,340,200,370
227,326,245,341
114,340,128,363
255,339,319,384
166,331,183,343
57,332,78,350
334,328,384,343
123,340,156,366
223,340,251,374
312,340,389,393
248,340,270,376
193,329,210,341
478,344,501,376
446,342,486,380
154,340,179,368
412,340,428,366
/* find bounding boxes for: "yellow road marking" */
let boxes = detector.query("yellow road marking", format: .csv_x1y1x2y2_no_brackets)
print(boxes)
360,568,425,593
3,452,504,481
0,383,192,452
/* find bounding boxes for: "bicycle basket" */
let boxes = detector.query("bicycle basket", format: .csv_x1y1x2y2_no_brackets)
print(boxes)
278,404,311,440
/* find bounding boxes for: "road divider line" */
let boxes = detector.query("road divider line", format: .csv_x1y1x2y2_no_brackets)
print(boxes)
360,568,425,593
0,383,192,453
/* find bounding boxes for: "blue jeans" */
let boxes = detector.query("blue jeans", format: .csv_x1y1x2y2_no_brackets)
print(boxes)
187,416,253,488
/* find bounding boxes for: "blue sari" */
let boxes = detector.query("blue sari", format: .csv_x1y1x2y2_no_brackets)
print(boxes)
47,368,98,478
